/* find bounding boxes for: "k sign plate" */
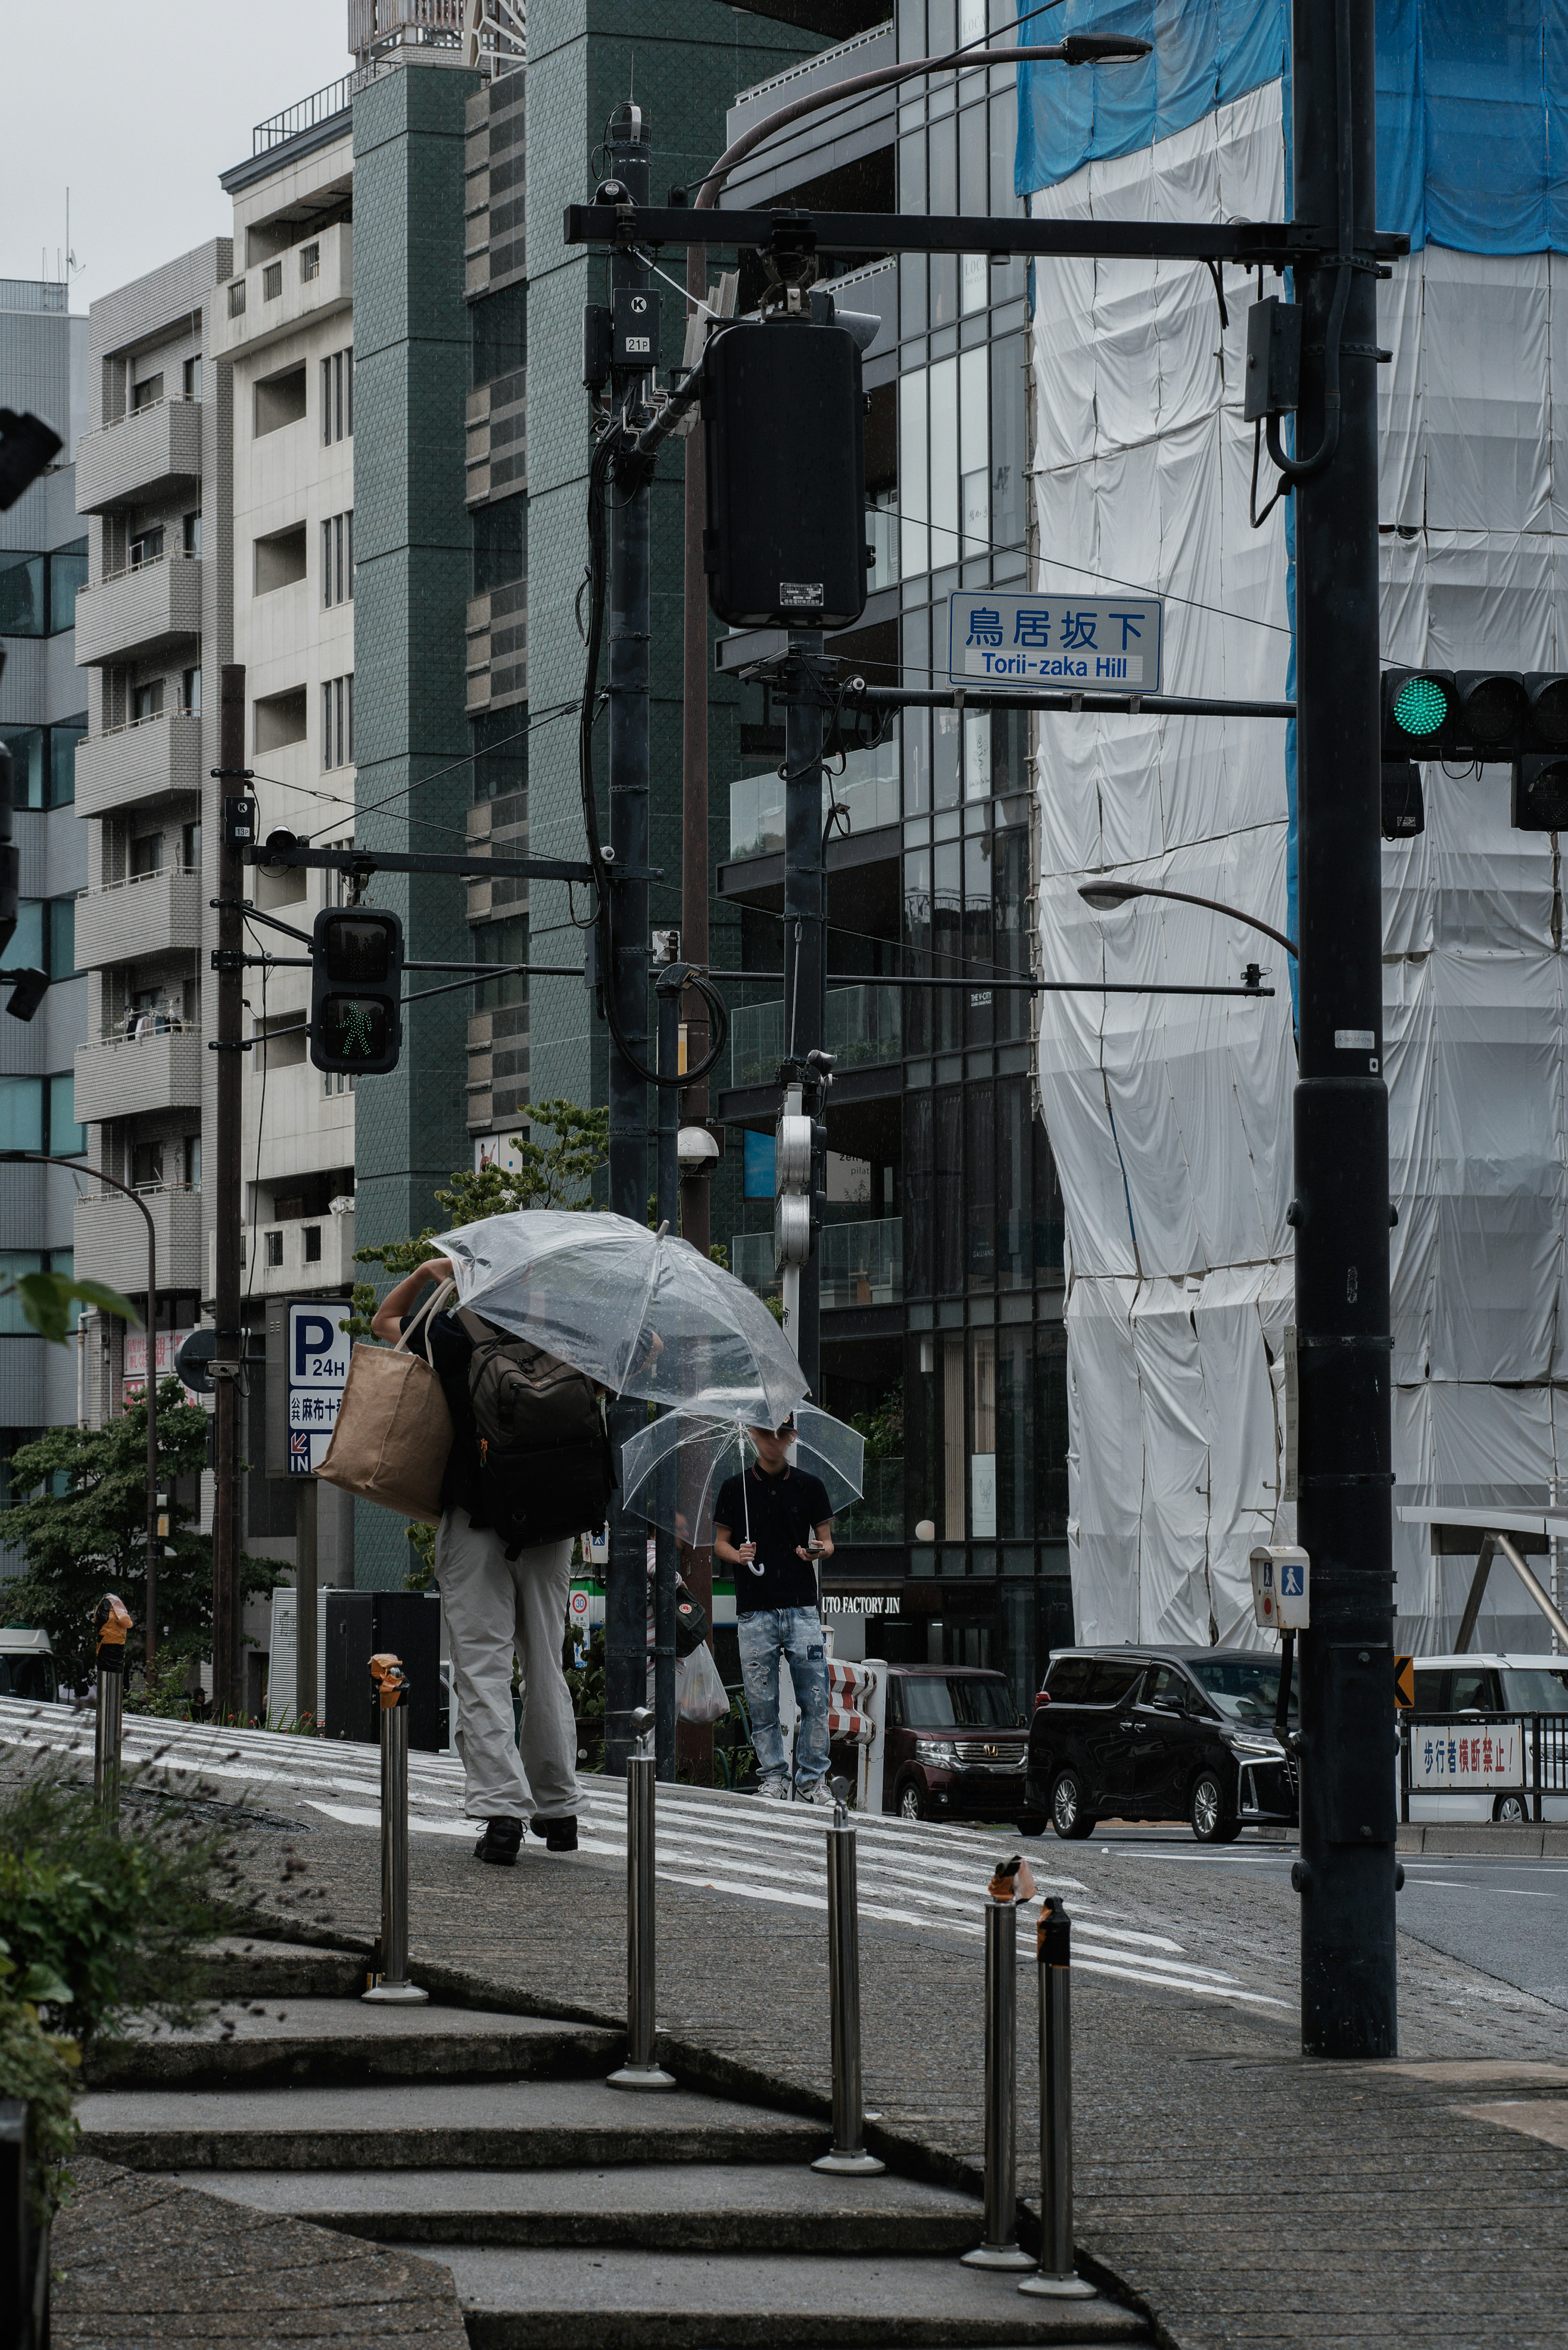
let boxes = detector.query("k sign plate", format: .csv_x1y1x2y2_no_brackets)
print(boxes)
284,1300,350,1475
949,590,1163,692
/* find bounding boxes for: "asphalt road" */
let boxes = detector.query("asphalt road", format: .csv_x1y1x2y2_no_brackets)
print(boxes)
1080,1824,1568,2014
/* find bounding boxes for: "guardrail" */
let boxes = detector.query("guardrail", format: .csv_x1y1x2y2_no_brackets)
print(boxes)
1399,1710,1568,1824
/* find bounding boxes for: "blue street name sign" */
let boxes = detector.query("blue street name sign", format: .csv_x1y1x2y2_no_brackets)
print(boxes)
948,590,1163,692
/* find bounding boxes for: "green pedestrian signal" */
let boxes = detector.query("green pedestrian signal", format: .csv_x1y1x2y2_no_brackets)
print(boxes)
310,908,403,1075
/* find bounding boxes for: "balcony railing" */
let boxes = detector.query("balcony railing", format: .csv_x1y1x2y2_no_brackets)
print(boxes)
731,1217,902,1311
75,1023,203,1123
74,552,201,668
76,708,202,820
76,395,202,516
75,867,202,972
728,738,899,862
730,982,902,1090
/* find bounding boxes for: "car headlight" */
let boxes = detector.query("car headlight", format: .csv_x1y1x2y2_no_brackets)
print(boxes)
915,1739,960,1767
1228,1737,1283,1761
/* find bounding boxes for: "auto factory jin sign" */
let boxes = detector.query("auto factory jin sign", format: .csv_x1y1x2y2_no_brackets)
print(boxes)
949,591,1163,692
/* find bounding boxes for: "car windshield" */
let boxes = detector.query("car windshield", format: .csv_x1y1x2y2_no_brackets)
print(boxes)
1500,1669,1568,1715
1186,1656,1294,1726
903,1676,1022,1730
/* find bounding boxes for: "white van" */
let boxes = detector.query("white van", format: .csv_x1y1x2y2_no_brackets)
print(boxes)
0,1627,58,1703
1404,1651,1568,1823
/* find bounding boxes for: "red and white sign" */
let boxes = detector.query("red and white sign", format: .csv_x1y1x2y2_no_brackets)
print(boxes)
1410,1721,1523,1790
123,1329,199,1405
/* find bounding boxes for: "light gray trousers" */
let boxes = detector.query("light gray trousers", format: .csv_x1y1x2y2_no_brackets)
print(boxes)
435,1508,578,1821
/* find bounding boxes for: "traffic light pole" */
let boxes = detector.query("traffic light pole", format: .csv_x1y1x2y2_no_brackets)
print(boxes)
211,662,247,1720
782,635,829,1399
1290,0,1398,2056
604,104,654,1777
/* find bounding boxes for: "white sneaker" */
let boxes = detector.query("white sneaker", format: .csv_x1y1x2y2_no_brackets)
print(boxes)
755,1775,789,1801
803,1779,838,1808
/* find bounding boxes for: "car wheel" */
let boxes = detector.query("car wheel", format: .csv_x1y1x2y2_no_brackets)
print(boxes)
897,1781,926,1822
1190,1769,1240,1844
1018,1814,1048,1838
1494,1791,1530,1825
1051,1769,1098,1841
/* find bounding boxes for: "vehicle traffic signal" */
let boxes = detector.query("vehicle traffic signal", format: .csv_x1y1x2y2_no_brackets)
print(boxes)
1512,754,1568,832
1382,669,1456,757
309,907,403,1075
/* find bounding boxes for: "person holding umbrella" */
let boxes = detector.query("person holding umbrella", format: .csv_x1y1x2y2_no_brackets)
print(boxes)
712,1420,836,1804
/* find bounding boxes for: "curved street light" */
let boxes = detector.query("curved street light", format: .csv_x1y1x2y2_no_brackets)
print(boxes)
1077,877,1298,961
0,1150,160,1674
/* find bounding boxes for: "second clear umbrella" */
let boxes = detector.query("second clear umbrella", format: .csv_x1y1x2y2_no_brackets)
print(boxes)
619,1398,865,1550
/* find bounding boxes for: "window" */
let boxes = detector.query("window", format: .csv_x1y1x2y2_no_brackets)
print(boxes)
1144,1665,1199,1715
473,492,526,596
322,349,352,444
49,718,84,805
0,727,43,805
471,281,526,386
321,675,354,769
48,1074,84,1158
471,704,528,802
0,903,42,972
254,687,308,753
255,363,307,436
49,541,87,632
264,1231,283,1269
131,1139,164,1189
183,355,203,400
303,1226,322,1263
181,666,201,714
900,1676,1021,1730
47,897,76,980
184,1133,201,1187
182,820,202,871
129,526,164,570
475,913,527,1008
300,242,320,282
183,511,202,556
0,1255,45,1335
228,279,247,318
322,511,353,606
131,372,163,411
254,524,307,594
130,832,164,876
263,261,282,301
1083,1660,1145,1706
0,1079,43,1152
0,553,45,637
1043,1656,1095,1704
131,680,164,724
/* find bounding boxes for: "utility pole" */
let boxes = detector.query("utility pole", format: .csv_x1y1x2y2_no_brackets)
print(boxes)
780,635,829,1397
603,101,653,1776
211,663,248,1719
1290,0,1398,2056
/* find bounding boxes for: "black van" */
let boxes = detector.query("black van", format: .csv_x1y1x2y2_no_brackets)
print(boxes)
1026,1646,1299,1843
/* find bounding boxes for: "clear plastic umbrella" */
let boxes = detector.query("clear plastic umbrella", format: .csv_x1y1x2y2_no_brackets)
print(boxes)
619,1396,864,1547
431,1211,809,1425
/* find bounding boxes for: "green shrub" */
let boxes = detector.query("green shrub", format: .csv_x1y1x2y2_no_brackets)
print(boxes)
0,1951,80,2226
0,1768,232,2045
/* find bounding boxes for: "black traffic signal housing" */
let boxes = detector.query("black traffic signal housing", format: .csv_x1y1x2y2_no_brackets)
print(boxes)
1381,762,1425,841
1512,754,1568,832
0,731,16,962
702,321,869,631
309,907,403,1075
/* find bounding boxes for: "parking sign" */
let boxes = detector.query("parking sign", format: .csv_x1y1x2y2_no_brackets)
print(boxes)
266,1298,352,1477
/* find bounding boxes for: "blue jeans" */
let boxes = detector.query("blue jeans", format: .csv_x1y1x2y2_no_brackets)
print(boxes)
737,1606,831,1788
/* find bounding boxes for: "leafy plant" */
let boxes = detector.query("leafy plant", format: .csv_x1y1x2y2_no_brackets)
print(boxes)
345,1098,609,1336
0,1769,230,2047
0,1267,138,1345
0,1377,283,1690
0,1954,79,2226
851,1385,903,1460
404,1521,436,1591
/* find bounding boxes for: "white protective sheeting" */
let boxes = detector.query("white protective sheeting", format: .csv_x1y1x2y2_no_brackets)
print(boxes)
1032,85,1568,1654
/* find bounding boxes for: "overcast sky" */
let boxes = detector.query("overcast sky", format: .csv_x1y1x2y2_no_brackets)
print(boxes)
2,1,350,308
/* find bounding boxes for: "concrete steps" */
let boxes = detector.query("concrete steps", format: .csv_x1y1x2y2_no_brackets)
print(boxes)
185,2162,989,2254
86,1996,619,2091
405,2244,1147,2350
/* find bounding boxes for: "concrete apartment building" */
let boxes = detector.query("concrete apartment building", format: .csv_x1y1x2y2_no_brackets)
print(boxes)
0,278,89,1547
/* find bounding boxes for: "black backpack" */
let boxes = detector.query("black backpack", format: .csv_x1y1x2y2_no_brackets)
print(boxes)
454,1308,615,1556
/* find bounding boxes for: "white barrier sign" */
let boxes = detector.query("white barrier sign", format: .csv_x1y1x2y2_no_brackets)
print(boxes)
1409,1721,1522,1789
948,590,1163,691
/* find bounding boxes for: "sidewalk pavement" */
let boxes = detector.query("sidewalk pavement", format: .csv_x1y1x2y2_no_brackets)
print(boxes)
208,1771,1568,2350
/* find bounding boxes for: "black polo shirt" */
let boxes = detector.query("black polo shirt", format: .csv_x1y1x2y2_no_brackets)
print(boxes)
713,1464,832,1615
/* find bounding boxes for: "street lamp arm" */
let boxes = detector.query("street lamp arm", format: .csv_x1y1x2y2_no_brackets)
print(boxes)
1078,879,1298,960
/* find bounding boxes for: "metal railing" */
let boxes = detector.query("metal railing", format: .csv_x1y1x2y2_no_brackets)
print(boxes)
92,393,198,435
1399,1711,1568,1823
87,549,199,591
730,981,902,1088
254,75,356,154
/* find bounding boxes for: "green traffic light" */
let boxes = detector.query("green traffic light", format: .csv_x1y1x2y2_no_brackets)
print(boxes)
1392,675,1450,738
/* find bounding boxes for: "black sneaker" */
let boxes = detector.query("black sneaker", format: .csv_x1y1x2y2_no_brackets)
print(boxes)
529,1815,578,1853
474,1815,523,1865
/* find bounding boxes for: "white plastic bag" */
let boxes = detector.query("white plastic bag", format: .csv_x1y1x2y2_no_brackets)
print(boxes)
677,1640,730,1725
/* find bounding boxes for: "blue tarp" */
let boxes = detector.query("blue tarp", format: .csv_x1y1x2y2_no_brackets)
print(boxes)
1017,0,1568,256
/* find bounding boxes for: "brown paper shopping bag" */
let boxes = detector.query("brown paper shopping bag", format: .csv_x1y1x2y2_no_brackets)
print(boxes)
316,1289,455,1526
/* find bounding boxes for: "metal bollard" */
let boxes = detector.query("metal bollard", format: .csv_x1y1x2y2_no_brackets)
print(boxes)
362,1654,428,2006
93,1594,132,1828
608,1706,677,2088
812,1777,885,2175
962,1866,1035,2268
1019,1895,1096,2299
